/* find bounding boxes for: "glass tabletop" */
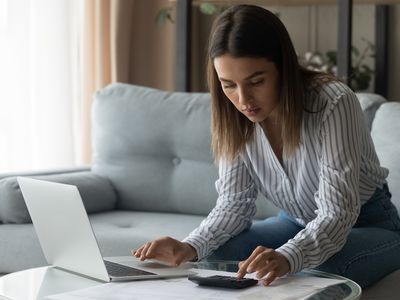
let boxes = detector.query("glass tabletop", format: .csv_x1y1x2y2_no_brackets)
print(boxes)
192,260,362,300
0,258,362,300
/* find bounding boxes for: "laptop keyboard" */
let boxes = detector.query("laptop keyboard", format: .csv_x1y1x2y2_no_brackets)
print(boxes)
104,260,156,277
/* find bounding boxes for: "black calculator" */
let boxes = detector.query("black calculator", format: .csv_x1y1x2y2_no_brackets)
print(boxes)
188,274,258,289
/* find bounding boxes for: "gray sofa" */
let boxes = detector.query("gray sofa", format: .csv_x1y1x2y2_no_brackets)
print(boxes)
0,83,399,299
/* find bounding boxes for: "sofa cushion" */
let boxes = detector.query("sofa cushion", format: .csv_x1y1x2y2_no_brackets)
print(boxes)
0,172,117,224
0,211,205,272
371,102,400,213
0,223,46,272
92,83,220,216
356,93,386,130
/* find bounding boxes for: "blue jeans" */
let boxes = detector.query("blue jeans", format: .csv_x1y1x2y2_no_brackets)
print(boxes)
207,184,400,288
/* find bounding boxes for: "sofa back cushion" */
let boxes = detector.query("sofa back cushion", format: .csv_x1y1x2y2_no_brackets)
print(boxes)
92,83,220,215
0,172,117,224
356,93,386,130
371,102,400,213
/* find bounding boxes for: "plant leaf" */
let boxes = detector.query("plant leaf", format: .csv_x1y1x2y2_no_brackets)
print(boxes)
352,46,360,57
326,51,337,65
200,3,218,15
361,64,373,73
156,8,169,25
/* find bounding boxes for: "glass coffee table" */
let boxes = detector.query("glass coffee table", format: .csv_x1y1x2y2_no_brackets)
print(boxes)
0,258,361,300
194,260,362,300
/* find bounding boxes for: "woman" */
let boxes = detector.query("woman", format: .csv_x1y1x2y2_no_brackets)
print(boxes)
133,5,400,288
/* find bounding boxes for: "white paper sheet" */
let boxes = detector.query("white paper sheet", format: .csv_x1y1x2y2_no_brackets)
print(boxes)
46,269,347,300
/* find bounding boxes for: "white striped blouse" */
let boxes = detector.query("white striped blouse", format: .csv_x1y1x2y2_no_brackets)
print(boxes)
183,80,389,274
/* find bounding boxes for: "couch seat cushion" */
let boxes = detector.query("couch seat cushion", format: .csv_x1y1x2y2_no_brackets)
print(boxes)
89,211,205,256
0,211,204,273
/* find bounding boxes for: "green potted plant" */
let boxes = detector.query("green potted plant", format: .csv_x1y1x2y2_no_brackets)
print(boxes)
300,38,375,91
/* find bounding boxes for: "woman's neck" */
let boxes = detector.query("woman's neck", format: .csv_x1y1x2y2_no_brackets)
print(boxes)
260,110,283,163
260,105,281,135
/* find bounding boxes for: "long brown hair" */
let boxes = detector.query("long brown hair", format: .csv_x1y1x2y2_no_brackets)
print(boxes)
208,5,322,163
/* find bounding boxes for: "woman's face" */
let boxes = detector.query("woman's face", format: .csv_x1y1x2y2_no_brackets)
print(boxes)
213,54,280,124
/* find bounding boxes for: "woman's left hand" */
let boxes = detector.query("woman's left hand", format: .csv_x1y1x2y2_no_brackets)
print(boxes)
237,246,290,286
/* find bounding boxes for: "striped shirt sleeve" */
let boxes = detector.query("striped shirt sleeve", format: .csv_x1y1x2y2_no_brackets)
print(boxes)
276,89,363,273
183,156,258,260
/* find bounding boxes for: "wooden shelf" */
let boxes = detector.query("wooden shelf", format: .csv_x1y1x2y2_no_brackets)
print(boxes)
171,0,400,6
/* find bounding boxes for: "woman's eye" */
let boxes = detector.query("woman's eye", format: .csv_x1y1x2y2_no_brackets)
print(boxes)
223,84,235,89
251,79,264,85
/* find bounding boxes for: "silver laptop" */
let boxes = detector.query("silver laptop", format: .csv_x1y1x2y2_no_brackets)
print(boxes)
17,177,194,282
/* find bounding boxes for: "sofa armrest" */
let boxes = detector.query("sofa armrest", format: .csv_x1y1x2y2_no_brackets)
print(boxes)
0,169,118,224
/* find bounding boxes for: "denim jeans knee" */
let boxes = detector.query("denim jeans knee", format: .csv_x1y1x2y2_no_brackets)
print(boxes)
316,184,400,288
207,211,304,261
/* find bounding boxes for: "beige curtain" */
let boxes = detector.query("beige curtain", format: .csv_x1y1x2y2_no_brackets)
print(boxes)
80,0,112,164
79,0,175,164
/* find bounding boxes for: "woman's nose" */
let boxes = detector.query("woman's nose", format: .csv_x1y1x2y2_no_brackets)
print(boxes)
238,88,251,105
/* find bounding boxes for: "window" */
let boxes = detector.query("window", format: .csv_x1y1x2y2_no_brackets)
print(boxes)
0,0,82,172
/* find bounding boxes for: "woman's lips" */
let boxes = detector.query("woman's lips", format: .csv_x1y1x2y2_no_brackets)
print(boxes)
244,107,261,116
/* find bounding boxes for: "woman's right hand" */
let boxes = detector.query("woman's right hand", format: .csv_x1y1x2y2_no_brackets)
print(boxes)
132,236,197,267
